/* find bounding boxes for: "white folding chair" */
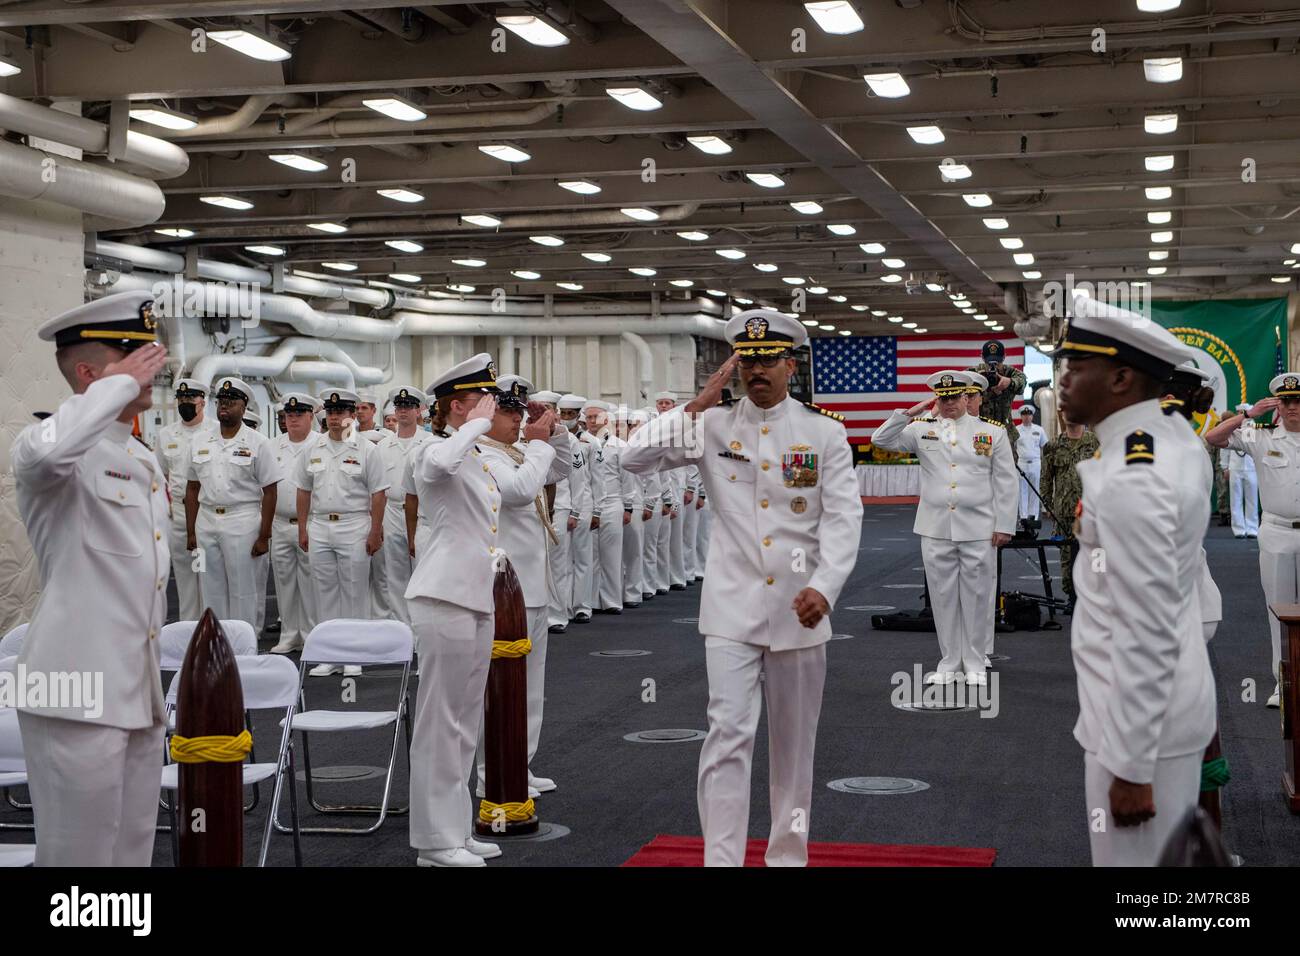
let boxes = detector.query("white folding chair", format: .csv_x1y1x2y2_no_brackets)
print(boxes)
0,845,35,867
159,620,257,673
161,655,303,867
0,707,32,832
0,623,26,658
277,619,413,836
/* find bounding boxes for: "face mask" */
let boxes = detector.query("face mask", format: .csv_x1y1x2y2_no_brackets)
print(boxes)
564,418,579,432
177,402,198,422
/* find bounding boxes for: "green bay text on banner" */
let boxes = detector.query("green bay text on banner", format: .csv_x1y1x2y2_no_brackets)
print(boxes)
1150,298,1288,418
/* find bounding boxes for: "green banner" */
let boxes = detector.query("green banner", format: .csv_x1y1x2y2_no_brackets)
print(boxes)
1151,298,1288,414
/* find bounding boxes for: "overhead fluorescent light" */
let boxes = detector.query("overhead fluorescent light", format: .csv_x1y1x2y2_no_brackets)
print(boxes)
1148,266,1168,275
808,286,829,294
983,218,1009,230
804,1,865,34
790,200,823,214
605,84,663,111
1145,154,1175,172
706,289,727,297
240,245,283,257
859,242,886,254
962,307,978,314
687,134,733,155
1143,56,1183,83
1271,276,1292,283
582,252,612,262
782,276,805,285
754,262,778,272
511,270,541,280
972,314,988,321
321,261,358,272
716,248,745,260
130,106,197,131
1013,253,1035,266
556,282,584,291
1137,0,1181,12
819,324,836,331
827,223,857,236
802,318,820,327
1151,230,1173,243
925,282,944,292
362,96,427,122
677,230,710,241
307,221,347,233
998,237,1023,250
939,162,972,181
529,234,564,247
448,284,476,293
1149,250,1169,260
670,279,694,287
839,329,853,336
200,195,253,210
872,310,888,316
829,294,847,302
906,125,945,145
155,227,196,238
385,239,424,253
376,187,425,203
0,56,22,79
963,193,993,208
496,13,570,47
208,28,292,62
863,72,911,98
881,257,906,269
452,258,487,267
1145,112,1179,134
558,179,602,195
479,143,531,164
982,319,998,326
463,214,502,228
901,322,916,329
389,273,421,282
619,207,661,222
270,153,327,173
851,304,869,312
1145,186,1172,201
1148,211,1172,225
1291,242,1300,255
745,171,785,188
880,274,903,283
887,316,904,323
629,267,657,277
734,297,753,304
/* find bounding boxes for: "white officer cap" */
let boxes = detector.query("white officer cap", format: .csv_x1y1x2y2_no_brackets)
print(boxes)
387,385,428,408
318,387,360,409
243,404,262,427
1060,293,1195,378
965,371,988,393
279,392,317,414
653,390,677,403
1270,372,1300,397
495,373,533,410
213,377,254,402
427,352,497,401
174,378,207,398
724,308,807,354
1019,405,1036,416
38,290,161,352
927,370,972,397
557,393,587,410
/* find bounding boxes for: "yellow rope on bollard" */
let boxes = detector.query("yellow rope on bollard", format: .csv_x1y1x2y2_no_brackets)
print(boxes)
491,637,532,659
169,729,253,764
478,797,537,823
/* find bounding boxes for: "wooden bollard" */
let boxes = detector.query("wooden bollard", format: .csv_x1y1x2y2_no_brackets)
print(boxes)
475,557,539,837
174,609,247,865
1267,602,1300,813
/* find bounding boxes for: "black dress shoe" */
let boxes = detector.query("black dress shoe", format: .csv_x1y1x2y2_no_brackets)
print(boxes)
548,623,567,634
694,575,704,582
607,608,623,615
642,593,656,601
265,620,282,634
656,589,669,596
573,612,591,624
625,602,641,609
670,584,687,591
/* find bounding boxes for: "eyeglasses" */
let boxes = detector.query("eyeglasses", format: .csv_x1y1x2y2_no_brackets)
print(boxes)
737,354,787,368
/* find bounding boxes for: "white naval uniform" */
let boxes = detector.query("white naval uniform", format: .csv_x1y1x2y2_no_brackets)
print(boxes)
12,375,169,866
623,397,863,866
1226,441,1260,537
1016,422,1048,519
409,429,448,563
547,433,590,627
641,470,668,595
695,492,711,577
622,470,649,604
571,431,598,616
872,411,1017,674
406,419,555,851
682,465,703,579
1228,422,1300,682
295,432,388,622
186,424,281,628
475,429,572,784
376,430,432,626
269,432,317,648
589,430,628,610
154,416,210,620
666,465,689,587
1073,400,1216,866
360,427,394,618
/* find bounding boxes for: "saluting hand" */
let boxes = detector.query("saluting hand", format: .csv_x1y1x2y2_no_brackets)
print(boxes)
685,354,740,414
1248,397,1280,418
103,342,169,389
905,396,938,418
467,392,497,422
523,409,555,442
792,587,830,629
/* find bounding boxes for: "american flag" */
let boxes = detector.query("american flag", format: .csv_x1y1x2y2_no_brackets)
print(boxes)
811,331,1025,444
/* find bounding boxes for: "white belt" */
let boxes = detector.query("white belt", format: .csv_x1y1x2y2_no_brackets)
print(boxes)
202,502,259,516
1261,511,1300,530
310,511,367,521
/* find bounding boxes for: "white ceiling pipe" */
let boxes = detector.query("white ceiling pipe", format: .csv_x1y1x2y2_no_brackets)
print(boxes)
0,92,189,179
287,361,356,389
393,311,728,341
158,93,307,139
0,140,166,228
192,336,385,389
621,331,654,405
227,101,562,141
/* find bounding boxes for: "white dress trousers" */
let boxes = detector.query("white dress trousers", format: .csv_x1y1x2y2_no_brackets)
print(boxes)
1018,458,1042,519
271,515,315,647
1084,750,1202,866
196,505,261,624
309,513,371,622
1228,452,1259,537
921,535,995,673
1258,515,1300,680
622,506,645,604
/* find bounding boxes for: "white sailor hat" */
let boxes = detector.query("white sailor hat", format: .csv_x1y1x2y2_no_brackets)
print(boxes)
213,377,254,402
582,399,611,414
495,374,533,410
1060,293,1194,378
38,290,161,352
532,390,561,405
630,409,650,424
557,393,587,411
427,352,498,401
318,387,360,409
243,404,262,427
653,390,677,403
1270,372,1300,397
965,371,988,393
724,308,807,355
383,402,395,416
612,404,635,420
1019,405,1036,416
174,378,207,398
279,392,317,414
387,385,428,408
927,370,972,397
355,388,381,407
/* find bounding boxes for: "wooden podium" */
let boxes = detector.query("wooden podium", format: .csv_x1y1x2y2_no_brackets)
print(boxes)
1267,603,1300,813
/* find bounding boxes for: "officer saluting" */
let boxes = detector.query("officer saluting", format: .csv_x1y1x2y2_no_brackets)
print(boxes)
1057,295,1217,866
623,309,863,867
12,291,171,866
154,378,210,621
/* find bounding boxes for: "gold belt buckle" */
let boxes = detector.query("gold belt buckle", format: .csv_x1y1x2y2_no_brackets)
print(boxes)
288,517,298,524
1291,520,1300,529
214,506,226,515
328,513,341,521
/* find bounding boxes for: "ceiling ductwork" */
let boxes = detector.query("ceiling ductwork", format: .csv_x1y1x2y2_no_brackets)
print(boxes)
0,140,165,228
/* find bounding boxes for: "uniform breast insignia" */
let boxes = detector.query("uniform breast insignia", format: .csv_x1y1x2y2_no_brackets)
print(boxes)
310,457,322,465
572,452,584,469
342,457,361,467
718,450,751,463
973,434,993,457
197,447,210,456
1124,430,1154,465
1267,450,1284,458
104,469,131,481
921,430,939,441
729,440,743,451
232,448,252,458
782,451,818,487
790,496,807,514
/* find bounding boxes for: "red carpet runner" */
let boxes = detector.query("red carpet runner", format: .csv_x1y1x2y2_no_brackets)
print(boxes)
622,835,996,867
